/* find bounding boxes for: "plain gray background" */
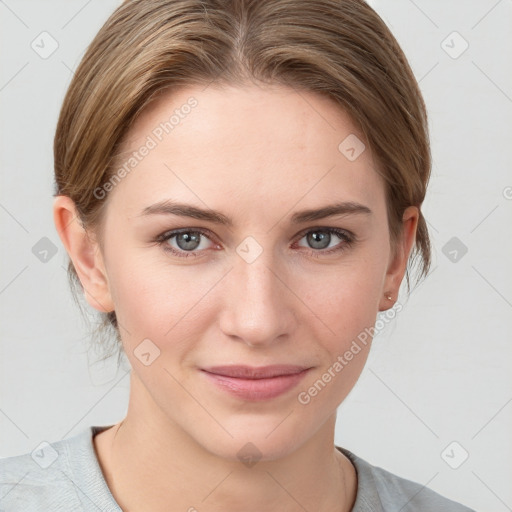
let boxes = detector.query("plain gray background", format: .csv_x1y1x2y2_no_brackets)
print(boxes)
1,1,511,510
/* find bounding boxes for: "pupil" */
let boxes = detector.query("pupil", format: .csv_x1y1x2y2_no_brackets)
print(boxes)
309,231,330,249
178,232,200,250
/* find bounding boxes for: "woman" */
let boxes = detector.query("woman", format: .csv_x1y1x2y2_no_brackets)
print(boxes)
0,0,477,510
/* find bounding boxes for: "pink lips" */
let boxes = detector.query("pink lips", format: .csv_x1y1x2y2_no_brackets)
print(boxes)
201,365,311,401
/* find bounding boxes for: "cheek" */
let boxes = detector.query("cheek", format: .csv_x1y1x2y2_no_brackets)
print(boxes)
294,266,381,413
291,251,386,402
295,253,386,338
106,251,220,348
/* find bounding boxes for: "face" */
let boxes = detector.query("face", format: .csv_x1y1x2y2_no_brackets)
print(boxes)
75,83,411,461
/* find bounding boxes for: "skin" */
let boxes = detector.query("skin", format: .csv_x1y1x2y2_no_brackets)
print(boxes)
54,82,418,512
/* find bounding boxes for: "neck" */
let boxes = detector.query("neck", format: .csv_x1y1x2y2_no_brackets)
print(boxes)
94,374,357,512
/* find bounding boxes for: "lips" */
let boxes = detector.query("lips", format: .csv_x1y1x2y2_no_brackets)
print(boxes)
200,365,311,401
201,364,310,379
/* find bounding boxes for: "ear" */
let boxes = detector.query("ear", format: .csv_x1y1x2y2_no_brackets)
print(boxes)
53,195,114,313
378,206,419,311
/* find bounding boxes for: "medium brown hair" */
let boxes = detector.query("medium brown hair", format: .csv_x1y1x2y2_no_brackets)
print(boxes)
54,0,431,358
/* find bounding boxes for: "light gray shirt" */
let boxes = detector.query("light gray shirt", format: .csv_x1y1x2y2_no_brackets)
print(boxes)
0,425,477,511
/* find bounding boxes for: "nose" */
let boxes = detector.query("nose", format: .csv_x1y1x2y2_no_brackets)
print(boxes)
218,248,298,348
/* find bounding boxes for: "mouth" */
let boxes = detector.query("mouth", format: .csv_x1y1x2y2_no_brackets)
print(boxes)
200,365,311,401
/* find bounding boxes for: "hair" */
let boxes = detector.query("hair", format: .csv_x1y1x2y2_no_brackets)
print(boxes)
54,0,432,361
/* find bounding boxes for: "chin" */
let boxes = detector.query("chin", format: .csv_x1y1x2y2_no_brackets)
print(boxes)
191,418,309,464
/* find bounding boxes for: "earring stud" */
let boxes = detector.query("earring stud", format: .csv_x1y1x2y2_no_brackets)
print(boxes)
386,294,392,300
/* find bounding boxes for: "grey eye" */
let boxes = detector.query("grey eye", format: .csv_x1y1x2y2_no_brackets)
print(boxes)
172,231,208,251
305,231,332,250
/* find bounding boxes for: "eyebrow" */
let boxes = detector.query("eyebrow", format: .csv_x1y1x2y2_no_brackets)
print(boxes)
140,200,372,226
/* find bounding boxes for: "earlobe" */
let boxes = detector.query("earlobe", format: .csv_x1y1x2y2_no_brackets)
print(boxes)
53,195,114,313
378,206,419,311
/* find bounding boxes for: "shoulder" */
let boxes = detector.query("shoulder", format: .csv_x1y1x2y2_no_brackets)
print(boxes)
337,447,477,512
0,437,81,510
0,425,120,511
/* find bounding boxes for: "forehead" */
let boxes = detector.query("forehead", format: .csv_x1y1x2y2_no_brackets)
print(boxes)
107,83,386,221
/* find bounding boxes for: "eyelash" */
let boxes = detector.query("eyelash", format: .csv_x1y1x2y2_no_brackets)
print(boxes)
153,227,356,259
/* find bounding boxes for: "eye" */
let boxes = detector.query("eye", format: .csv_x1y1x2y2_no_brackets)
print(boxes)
154,226,355,259
295,227,355,257
155,228,217,258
